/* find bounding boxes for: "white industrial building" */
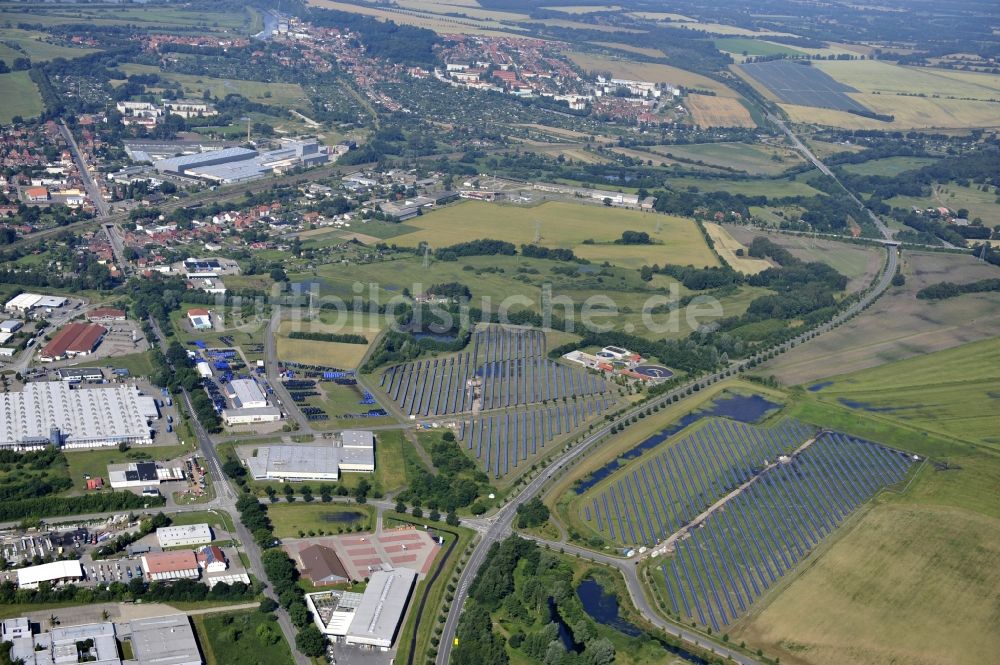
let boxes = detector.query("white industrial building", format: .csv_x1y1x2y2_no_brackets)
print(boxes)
108,461,185,489
0,382,156,451
243,431,375,481
225,378,267,408
17,560,84,589
156,523,213,548
4,293,67,314
307,567,417,649
222,405,282,426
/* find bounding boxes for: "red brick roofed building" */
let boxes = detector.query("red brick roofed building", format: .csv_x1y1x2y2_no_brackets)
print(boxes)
40,322,107,361
141,551,200,581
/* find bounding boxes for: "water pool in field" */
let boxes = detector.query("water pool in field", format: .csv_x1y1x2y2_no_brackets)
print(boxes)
576,392,781,492
319,511,364,523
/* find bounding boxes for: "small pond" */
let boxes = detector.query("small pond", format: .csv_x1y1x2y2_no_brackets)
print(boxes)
319,511,364,523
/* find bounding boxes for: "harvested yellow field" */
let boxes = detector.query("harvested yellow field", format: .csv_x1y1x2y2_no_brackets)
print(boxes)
535,18,642,33
782,96,1000,130
686,94,756,128
307,0,526,36
814,60,1000,99
569,52,740,97
392,0,527,23
737,504,1000,665
703,223,771,274
276,318,381,369
627,12,695,22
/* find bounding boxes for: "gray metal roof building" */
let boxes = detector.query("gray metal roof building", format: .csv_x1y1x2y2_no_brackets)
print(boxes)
153,147,258,175
243,431,375,481
345,567,417,649
0,382,154,451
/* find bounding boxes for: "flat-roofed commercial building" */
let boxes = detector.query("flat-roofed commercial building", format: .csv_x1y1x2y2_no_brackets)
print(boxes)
243,432,375,481
141,551,200,581
154,147,258,175
108,461,185,489
307,567,417,650
225,378,267,408
40,322,106,361
156,523,212,548
222,405,282,426
4,293,67,314
16,560,84,589
8,614,202,665
0,382,155,451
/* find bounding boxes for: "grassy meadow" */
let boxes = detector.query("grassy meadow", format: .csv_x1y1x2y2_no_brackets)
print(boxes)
117,64,308,109
0,71,44,123
266,502,375,538
389,200,720,268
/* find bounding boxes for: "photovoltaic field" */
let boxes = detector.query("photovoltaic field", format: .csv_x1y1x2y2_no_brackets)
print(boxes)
581,418,814,547
379,326,615,479
740,60,871,113
659,432,914,630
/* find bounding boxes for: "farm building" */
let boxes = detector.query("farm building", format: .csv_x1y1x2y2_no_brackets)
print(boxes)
156,523,213,548
16,560,84,589
39,322,106,361
0,382,155,451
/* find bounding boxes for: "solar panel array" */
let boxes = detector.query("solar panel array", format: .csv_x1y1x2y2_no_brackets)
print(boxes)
584,419,814,547
457,396,615,478
379,327,607,418
658,432,913,630
379,327,614,478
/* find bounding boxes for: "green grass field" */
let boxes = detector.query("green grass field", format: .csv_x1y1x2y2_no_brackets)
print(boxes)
77,351,155,378
390,200,719,268
886,180,1000,222
194,611,293,665
0,7,250,31
840,155,938,177
117,64,308,109
657,142,805,176
266,502,375,538
0,28,98,61
715,37,803,57
809,337,1000,447
0,71,43,123
666,175,823,198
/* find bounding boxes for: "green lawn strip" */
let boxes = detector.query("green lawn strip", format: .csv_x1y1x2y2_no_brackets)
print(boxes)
266,502,375,539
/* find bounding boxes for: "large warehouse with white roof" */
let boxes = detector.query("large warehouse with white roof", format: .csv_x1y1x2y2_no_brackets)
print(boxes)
0,382,157,451
243,431,375,481
307,567,417,650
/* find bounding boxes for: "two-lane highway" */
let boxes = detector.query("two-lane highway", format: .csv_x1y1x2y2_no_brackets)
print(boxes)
59,121,108,218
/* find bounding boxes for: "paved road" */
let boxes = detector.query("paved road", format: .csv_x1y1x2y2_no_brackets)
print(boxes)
263,307,315,434
59,121,108,217
148,317,310,665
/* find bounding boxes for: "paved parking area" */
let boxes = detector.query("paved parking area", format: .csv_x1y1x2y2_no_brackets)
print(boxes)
283,527,439,580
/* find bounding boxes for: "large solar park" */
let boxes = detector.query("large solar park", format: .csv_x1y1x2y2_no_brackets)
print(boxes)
378,326,616,479
576,417,915,630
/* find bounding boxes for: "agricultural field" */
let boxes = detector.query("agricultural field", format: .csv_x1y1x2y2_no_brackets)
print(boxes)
685,94,756,128
543,4,623,13
659,142,803,175
0,5,252,31
703,222,772,274
724,227,882,293
307,0,526,36
737,502,1000,665
567,51,741,97
814,60,1000,99
588,41,664,58
0,71,43,124
807,337,1000,447
738,60,870,114
116,64,309,109
275,315,381,369
840,155,938,177
376,326,619,482
756,250,1000,385
388,200,720,268
266,502,375,539
714,38,804,58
